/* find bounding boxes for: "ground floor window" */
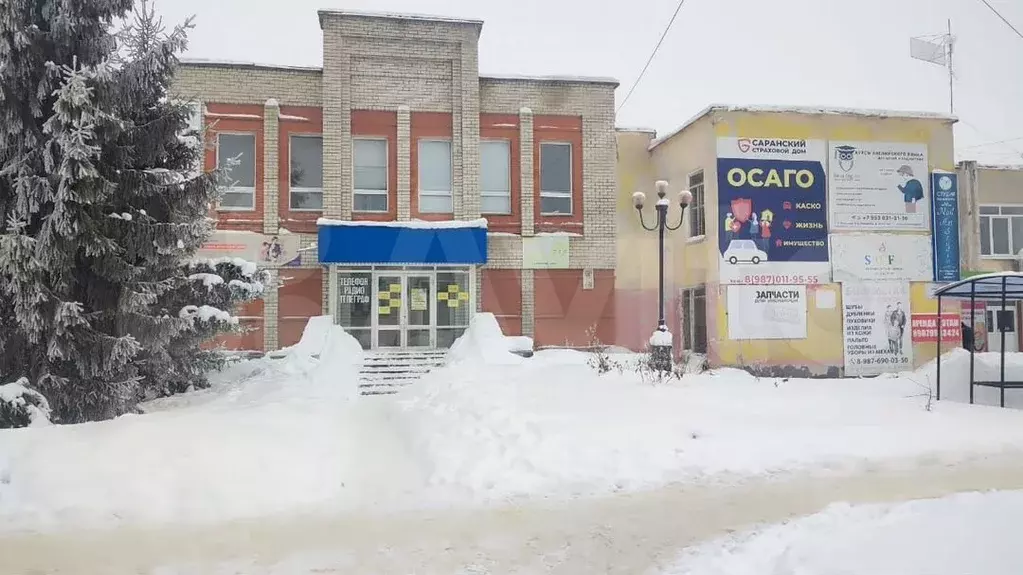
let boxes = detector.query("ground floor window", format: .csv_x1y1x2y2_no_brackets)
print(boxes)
334,265,474,350
680,285,707,353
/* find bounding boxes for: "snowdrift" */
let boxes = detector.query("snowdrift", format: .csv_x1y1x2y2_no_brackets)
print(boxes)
0,317,367,532
662,491,1023,575
446,313,528,365
917,349,1023,408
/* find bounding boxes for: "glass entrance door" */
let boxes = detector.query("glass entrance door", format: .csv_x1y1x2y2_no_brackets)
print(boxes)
406,275,433,348
375,274,403,348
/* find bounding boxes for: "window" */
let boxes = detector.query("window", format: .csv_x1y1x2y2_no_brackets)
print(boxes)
480,140,511,214
680,286,707,353
979,205,1023,256
289,135,323,211
540,142,572,215
216,133,256,210
688,170,706,237
418,139,452,213
353,138,388,213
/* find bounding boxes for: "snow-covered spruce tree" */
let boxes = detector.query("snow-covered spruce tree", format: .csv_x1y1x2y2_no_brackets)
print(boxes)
0,1,232,423
145,257,268,397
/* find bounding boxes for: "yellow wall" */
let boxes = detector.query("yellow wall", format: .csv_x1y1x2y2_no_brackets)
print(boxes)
615,108,957,372
615,129,659,292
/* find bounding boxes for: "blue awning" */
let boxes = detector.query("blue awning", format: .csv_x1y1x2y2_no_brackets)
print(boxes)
317,218,488,265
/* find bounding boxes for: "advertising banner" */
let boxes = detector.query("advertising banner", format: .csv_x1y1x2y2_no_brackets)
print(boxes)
195,230,302,267
842,282,913,376
716,137,830,285
727,285,808,340
910,313,962,344
931,172,961,282
829,141,930,231
830,234,934,283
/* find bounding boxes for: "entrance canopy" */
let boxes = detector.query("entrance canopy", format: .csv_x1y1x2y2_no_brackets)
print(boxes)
932,272,1023,407
317,218,488,265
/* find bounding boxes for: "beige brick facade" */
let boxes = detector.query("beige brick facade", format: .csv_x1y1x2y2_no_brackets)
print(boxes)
172,9,618,350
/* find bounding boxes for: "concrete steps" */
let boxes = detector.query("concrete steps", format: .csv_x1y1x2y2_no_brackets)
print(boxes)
358,349,448,396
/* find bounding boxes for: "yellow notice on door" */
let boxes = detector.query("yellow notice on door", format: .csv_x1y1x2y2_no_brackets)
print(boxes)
410,288,428,311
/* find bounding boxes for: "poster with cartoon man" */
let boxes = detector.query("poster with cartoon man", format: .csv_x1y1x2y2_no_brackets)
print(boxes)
828,141,930,231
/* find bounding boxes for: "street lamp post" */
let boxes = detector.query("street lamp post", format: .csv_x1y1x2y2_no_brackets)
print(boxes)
633,180,693,372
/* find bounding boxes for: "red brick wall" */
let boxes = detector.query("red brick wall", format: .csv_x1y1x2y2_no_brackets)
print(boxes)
533,115,583,234
278,106,323,234
204,103,264,232
533,269,615,348
482,269,523,336
278,269,324,348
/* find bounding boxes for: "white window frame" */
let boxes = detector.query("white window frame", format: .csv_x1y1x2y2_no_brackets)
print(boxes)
687,168,706,239
216,131,256,212
539,141,573,216
353,137,389,214
480,138,512,215
979,204,1023,258
288,134,324,212
417,138,453,214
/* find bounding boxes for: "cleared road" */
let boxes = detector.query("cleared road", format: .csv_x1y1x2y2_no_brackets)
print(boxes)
4,455,1023,575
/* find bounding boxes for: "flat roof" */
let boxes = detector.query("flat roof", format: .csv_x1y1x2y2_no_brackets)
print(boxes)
318,9,483,28
934,272,1023,301
481,73,619,86
179,58,322,73
650,104,959,151
616,126,657,135
975,163,1023,171
179,58,615,87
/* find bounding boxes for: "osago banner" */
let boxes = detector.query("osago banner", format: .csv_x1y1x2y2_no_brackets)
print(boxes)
716,137,831,285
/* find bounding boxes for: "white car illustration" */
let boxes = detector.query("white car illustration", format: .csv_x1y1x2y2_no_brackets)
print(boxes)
723,239,768,265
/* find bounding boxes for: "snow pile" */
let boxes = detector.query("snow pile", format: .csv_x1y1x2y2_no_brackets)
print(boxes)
446,313,526,366
397,357,1023,503
0,379,51,428
281,316,364,398
917,349,1023,408
650,329,673,347
0,318,369,532
660,491,1023,575
506,335,534,354
191,257,259,277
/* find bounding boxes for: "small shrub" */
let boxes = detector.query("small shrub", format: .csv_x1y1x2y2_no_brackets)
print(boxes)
0,378,52,429
585,325,620,374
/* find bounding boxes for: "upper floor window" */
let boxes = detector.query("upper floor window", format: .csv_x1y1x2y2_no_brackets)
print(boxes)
980,205,1023,256
540,142,572,215
216,133,256,211
688,170,706,237
353,138,388,213
480,140,511,215
289,135,323,211
419,139,453,213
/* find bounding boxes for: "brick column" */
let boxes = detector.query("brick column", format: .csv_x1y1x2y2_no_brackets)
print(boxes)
456,41,481,220
397,105,411,221
263,99,280,234
263,269,280,352
322,50,350,219
521,269,535,337
519,107,534,236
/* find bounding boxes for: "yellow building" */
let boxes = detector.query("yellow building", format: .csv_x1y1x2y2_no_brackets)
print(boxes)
617,105,958,377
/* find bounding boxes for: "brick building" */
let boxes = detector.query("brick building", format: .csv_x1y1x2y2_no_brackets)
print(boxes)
172,9,618,353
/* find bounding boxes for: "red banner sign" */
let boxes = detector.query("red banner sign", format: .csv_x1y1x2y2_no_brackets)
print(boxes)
911,313,962,344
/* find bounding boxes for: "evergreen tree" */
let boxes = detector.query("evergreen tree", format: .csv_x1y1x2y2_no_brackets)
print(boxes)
0,1,248,423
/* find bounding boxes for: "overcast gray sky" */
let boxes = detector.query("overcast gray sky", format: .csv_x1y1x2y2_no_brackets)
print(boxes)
156,0,1023,164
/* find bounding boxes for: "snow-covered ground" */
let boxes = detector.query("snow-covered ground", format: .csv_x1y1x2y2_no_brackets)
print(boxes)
4,315,1023,537
658,490,1023,575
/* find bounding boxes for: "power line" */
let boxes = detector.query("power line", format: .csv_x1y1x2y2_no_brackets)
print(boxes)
960,136,1023,149
616,0,688,114
977,0,1023,40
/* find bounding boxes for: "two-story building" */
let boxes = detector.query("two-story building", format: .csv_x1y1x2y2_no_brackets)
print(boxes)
172,10,618,353
958,161,1023,353
617,105,959,377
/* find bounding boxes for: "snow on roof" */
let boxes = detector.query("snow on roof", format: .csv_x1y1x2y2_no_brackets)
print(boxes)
934,272,1023,301
616,126,657,135
317,218,488,229
179,58,322,73
317,9,483,27
480,73,619,86
649,104,959,151
976,164,1023,172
